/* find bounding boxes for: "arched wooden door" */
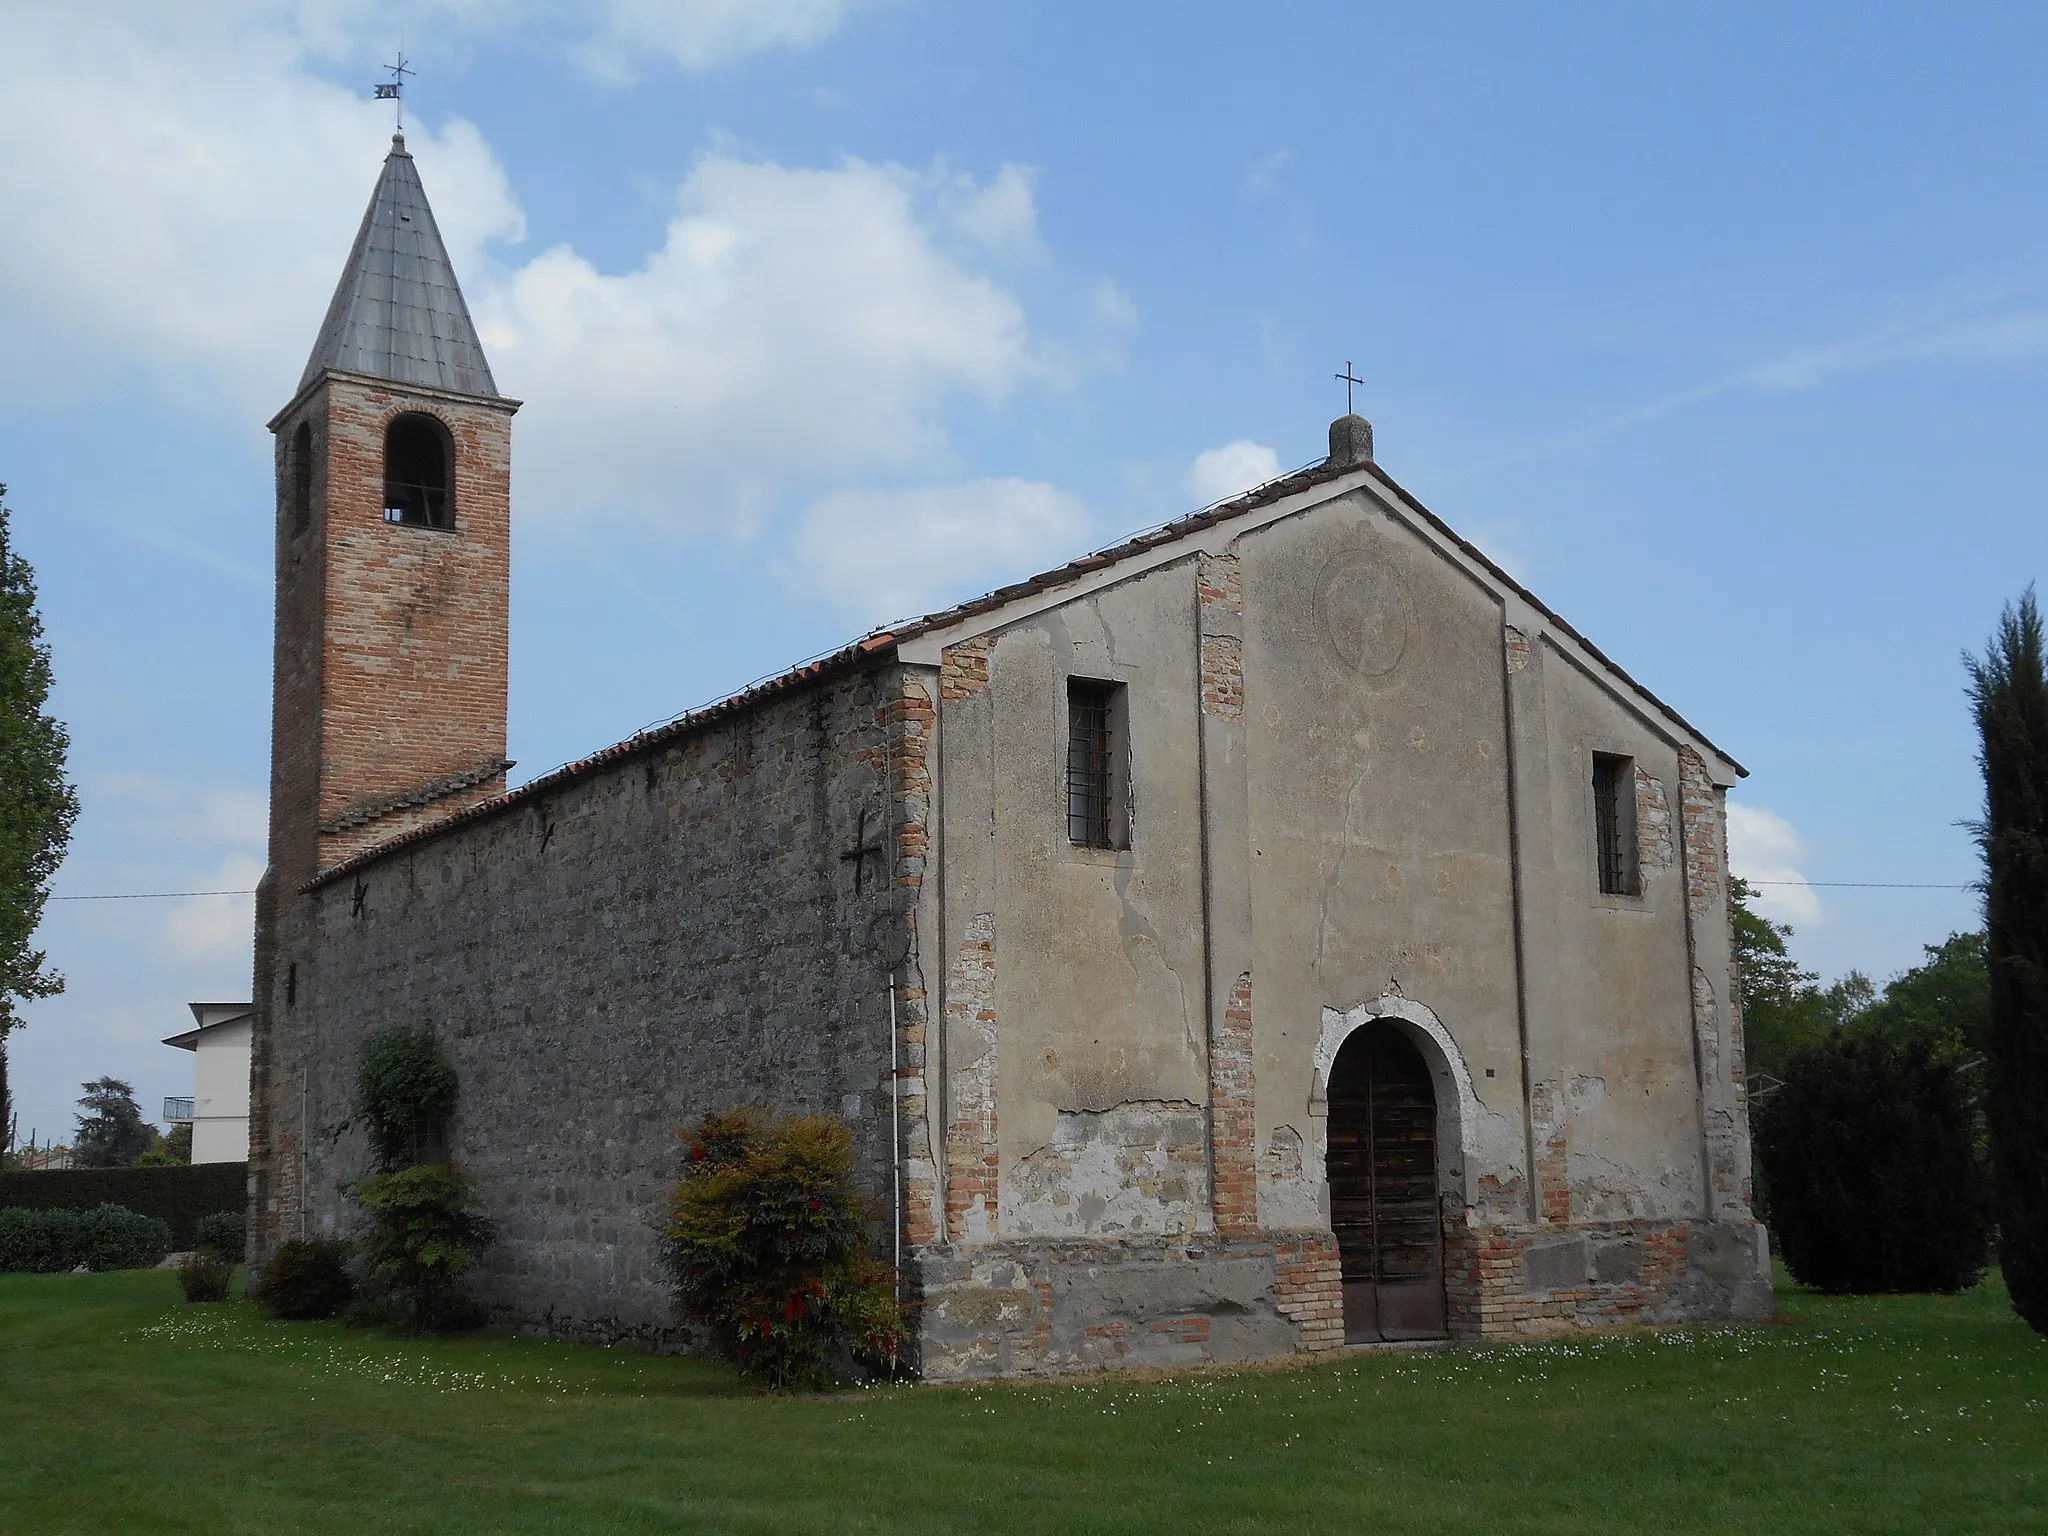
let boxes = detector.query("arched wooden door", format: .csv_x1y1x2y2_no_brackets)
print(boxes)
1326,1023,1447,1342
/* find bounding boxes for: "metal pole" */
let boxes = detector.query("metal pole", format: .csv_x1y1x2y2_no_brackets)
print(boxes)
888,973,903,1300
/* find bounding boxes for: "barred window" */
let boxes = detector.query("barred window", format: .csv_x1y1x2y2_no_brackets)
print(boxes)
1066,678,1126,848
1592,752,1638,896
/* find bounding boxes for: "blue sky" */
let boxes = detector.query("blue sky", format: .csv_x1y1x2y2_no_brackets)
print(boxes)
2,1,2038,1145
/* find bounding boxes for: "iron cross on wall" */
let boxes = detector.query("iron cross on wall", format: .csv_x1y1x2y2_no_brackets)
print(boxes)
840,807,887,894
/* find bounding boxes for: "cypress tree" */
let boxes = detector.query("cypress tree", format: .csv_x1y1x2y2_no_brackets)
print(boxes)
0,487,79,1159
1968,588,2048,1332
1754,1032,1991,1294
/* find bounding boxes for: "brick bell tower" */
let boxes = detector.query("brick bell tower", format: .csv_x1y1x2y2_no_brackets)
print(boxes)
264,130,518,886
250,133,516,1257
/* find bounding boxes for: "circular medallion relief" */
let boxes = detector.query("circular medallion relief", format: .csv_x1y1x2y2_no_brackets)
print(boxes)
1314,552,1413,678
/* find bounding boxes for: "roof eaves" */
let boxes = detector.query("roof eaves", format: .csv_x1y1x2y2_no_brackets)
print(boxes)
267,368,521,434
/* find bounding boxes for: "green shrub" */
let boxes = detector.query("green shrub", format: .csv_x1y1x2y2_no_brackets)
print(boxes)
356,1029,459,1168
1756,1033,1993,1293
258,1237,354,1320
0,1163,246,1248
177,1252,232,1303
77,1205,173,1271
194,1209,244,1259
351,1163,493,1333
0,1204,170,1272
0,1208,72,1271
662,1109,903,1390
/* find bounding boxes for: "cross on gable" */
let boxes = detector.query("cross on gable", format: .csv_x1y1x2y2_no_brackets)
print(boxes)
1335,361,1364,415
840,807,887,894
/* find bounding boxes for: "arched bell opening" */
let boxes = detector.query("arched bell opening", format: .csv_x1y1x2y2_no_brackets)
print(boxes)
382,412,454,530
1326,1021,1447,1342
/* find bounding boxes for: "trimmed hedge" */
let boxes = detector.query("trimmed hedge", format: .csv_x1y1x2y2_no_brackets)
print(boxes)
0,1163,246,1250
0,1205,173,1271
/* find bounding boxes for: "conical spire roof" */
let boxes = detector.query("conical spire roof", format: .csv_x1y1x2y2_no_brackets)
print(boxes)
300,133,499,397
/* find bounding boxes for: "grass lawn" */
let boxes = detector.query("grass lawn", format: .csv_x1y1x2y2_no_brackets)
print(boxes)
4,1269,2045,1533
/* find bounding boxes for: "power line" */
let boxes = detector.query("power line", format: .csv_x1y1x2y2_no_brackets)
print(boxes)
1743,881,1974,890
48,889,255,901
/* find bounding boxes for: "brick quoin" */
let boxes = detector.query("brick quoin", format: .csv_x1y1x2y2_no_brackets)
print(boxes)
883,674,940,1248
1273,1237,1344,1351
1209,971,1259,1235
945,912,999,1241
1678,743,1746,1213
939,635,995,702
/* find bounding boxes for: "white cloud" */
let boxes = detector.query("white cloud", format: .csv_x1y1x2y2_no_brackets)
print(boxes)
0,7,522,412
1090,279,1138,331
0,8,1056,533
947,164,1040,252
484,155,1037,529
1726,802,1823,928
89,775,268,850
574,0,852,79
1462,520,1531,584
162,855,265,962
781,478,1091,626
1185,440,1282,506
1246,148,1293,195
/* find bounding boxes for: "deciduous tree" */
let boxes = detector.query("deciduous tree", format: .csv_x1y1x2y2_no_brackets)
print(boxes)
0,487,79,1152
1731,877,1868,1083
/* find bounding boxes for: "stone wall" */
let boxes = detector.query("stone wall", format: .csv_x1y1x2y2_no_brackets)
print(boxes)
258,662,909,1342
918,1236,1311,1380
1442,1216,1771,1336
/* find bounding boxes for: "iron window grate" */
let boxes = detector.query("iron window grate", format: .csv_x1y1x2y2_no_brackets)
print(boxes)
1067,682,1115,847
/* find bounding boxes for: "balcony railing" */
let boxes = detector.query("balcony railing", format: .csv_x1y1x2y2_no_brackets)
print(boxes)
163,1097,194,1124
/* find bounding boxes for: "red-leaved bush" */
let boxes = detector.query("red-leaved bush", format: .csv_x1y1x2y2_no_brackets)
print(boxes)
661,1109,903,1389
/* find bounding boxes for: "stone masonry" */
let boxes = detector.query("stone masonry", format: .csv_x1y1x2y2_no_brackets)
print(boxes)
257,665,911,1335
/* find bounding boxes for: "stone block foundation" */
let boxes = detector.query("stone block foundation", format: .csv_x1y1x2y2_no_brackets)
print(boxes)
1442,1216,1772,1336
915,1218,1771,1379
916,1237,1311,1381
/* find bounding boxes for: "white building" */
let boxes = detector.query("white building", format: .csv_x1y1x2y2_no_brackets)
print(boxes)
164,1003,253,1164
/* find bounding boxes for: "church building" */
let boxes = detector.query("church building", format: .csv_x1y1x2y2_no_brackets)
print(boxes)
249,135,1772,1379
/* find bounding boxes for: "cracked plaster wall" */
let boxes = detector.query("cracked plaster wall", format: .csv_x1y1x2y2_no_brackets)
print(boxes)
921,474,1760,1338
1241,494,1532,1221
934,572,1214,1246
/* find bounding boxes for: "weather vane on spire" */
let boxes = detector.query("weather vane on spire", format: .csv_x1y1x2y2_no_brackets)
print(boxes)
373,48,413,133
